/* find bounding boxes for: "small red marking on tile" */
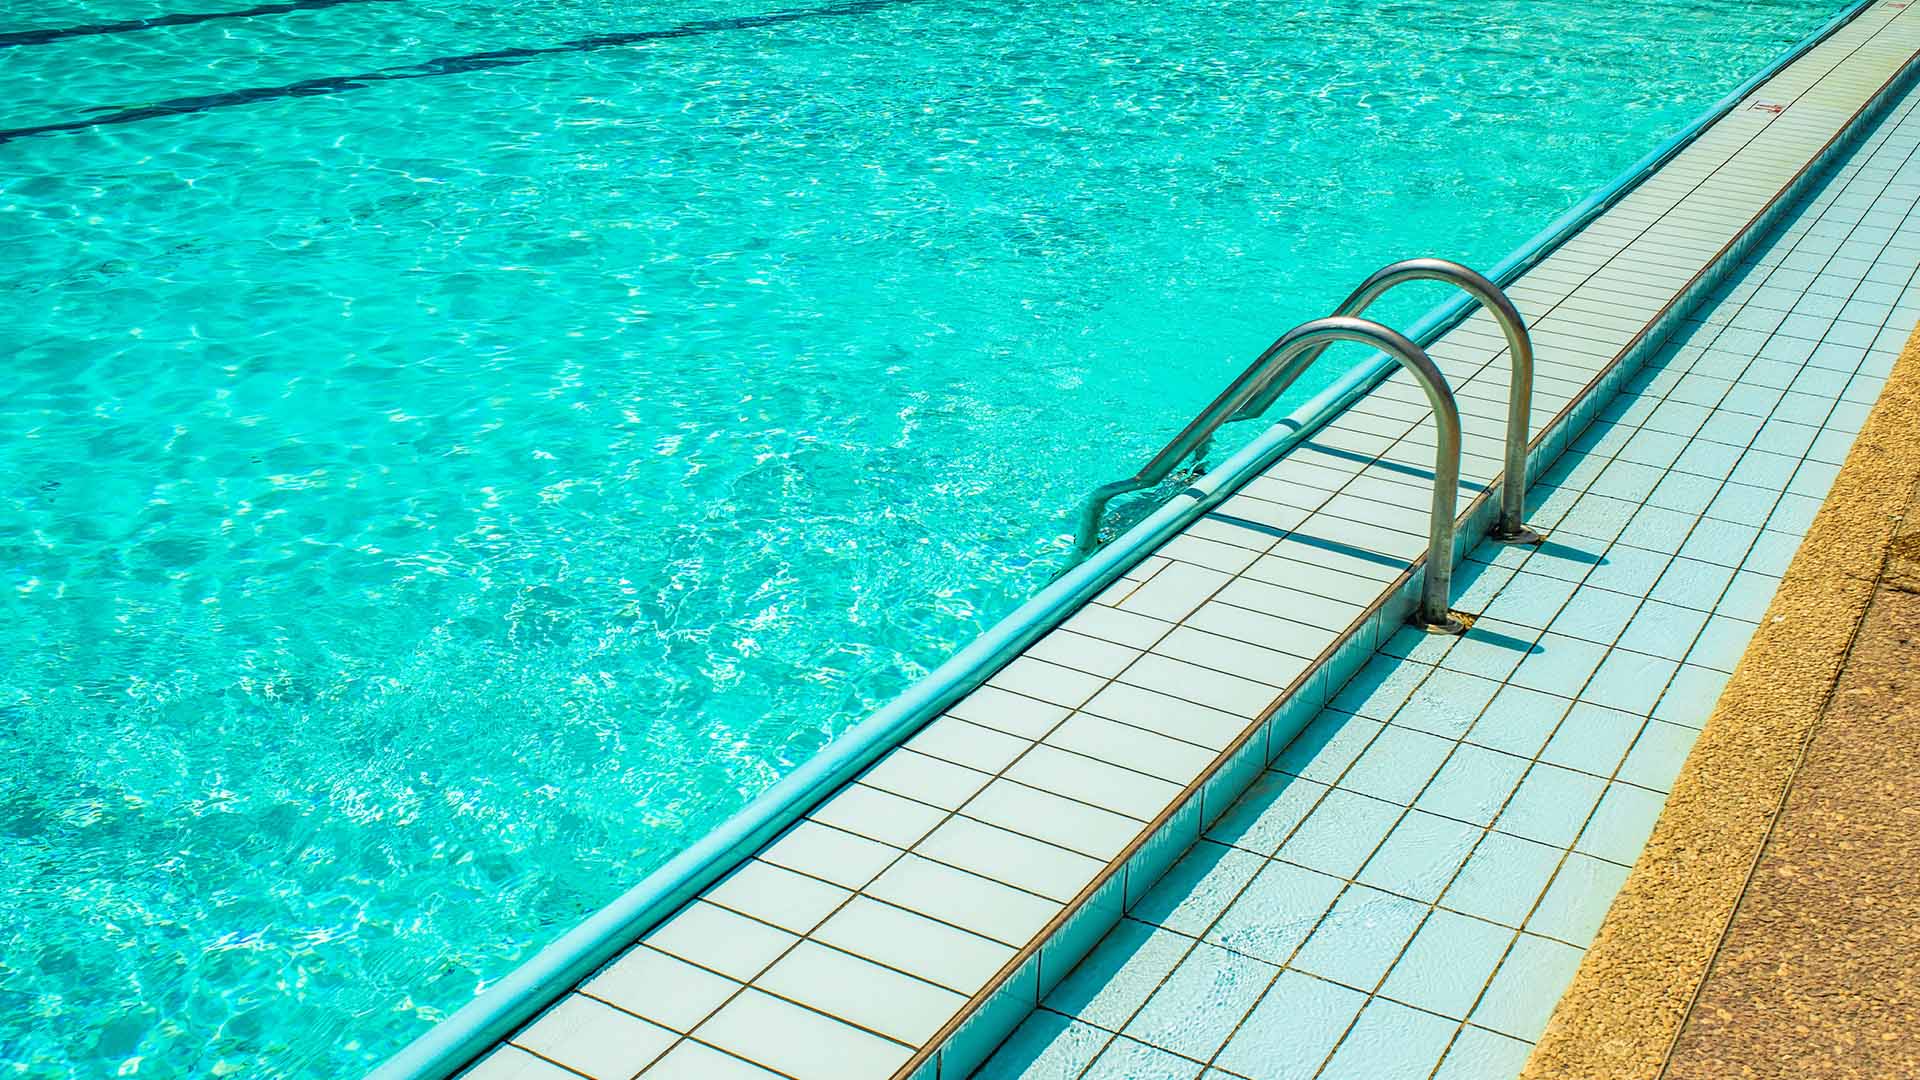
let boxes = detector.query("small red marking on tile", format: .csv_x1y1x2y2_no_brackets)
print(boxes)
1751,102,1788,114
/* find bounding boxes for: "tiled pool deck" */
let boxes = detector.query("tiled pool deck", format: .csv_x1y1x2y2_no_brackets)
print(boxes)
981,47,1920,1080
455,4,1920,1080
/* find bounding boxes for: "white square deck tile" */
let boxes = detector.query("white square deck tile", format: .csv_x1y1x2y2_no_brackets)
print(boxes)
962,778,1142,860
512,996,676,1080
816,780,951,845
705,858,853,935
759,820,901,892
1003,743,1184,821
864,854,1063,948
583,945,740,1034
640,1041,785,1080
948,685,1073,741
915,816,1105,904
859,747,994,811
811,895,1016,993
1043,712,1215,784
695,989,914,1080
757,941,967,1045
644,901,799,984
1092,672,1267,742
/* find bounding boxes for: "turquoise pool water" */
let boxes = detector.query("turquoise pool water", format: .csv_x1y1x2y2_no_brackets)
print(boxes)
0,0,1843,1075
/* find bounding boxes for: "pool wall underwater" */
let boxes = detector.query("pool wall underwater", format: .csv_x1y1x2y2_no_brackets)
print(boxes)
366,1,1906,1077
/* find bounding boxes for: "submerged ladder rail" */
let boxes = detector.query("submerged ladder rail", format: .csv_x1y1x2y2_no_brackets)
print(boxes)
1074,315,1466,631
1234,257,1540,542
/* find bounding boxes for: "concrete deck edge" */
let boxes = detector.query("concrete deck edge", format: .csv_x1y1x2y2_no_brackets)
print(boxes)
1518,317,1920,1080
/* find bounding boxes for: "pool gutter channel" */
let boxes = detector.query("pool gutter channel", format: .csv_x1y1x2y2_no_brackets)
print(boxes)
367,3,1894,1077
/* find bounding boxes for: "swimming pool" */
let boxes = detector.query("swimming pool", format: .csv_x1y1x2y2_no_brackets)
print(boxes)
0,0,1846,1075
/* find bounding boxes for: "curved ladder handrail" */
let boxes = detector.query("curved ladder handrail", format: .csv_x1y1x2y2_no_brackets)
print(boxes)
1235,258,1540,542
1073,315,1466,631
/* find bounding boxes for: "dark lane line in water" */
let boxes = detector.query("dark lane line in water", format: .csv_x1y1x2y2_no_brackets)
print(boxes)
0,0,397,49
0,0,920,147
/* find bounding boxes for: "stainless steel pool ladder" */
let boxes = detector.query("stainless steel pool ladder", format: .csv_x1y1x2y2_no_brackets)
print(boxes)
1069,259,1540,632
1232,258,1541,544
